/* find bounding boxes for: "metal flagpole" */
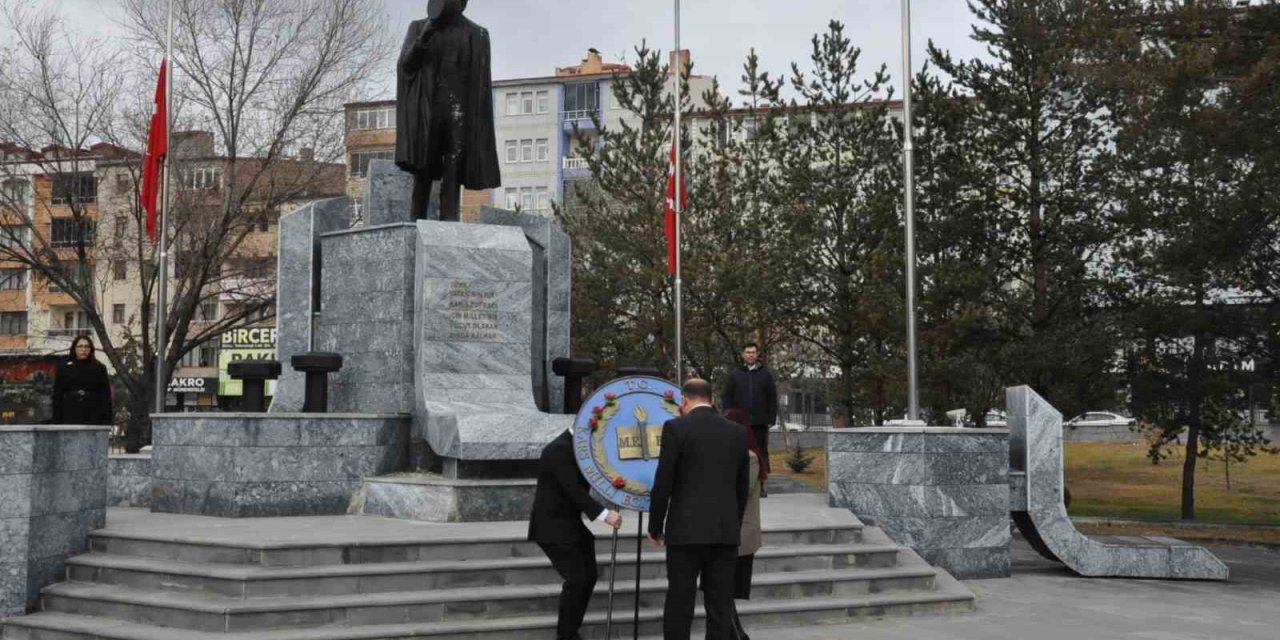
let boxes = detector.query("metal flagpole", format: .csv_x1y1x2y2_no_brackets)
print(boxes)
901,0,921,422
633,512,643,640
153,0,174,414
673,0,683,384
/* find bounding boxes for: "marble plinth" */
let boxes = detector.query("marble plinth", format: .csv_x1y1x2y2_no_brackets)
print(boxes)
107,453,151,508
412,221,572,474
828,427,1011,579
0,425,109,616
150,414,409,517
271,196,352,413
363,160,415,227
349,475,536,523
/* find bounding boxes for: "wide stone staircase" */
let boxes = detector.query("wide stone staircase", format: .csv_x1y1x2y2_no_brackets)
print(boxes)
1,496,973,639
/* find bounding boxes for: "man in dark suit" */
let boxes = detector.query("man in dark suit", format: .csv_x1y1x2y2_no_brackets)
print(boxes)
648,379,751,640
529,429,623,640
721,343,778,485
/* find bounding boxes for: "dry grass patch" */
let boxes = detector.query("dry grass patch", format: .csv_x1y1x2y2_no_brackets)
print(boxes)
1065,442,1280,525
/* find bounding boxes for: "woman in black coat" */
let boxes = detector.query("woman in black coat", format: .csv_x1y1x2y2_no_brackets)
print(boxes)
52,335,113,425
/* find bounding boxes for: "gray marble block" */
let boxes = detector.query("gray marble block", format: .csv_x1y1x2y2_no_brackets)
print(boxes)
827,427,1011,579
412,220,572,472
271,196,352,413
478,207,572,414
149,413,409,517
0,425,109,616
363,160,415,226
349,475,536,523
107,454,152,508
316,224,419,414
1007,386,1229,580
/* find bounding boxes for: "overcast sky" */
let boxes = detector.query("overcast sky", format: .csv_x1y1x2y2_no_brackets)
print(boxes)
48,0,988,103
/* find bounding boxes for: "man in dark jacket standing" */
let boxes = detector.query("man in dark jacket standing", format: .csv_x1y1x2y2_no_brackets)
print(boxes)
529,429,622,640
721,343,778,478
649,379,750,640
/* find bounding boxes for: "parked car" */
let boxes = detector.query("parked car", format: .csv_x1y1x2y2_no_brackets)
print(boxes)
982,410,1008,428
1066,411,1136,428
769,421,808,433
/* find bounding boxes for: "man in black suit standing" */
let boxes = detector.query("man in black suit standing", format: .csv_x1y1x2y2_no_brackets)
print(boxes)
529,428,623,640
648,379,751,640
721,343,778,485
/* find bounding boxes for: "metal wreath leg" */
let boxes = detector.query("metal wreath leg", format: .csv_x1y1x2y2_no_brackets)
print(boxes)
605,527,620,638
634,512,644,640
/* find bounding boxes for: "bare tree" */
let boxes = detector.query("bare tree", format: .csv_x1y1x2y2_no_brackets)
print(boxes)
0,0,390,450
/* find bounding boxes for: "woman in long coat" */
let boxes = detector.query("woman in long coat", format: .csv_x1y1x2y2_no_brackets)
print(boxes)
52,335,113,425
722,408,766,640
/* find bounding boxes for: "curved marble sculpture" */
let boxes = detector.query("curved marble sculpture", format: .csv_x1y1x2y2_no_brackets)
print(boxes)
1007,385,1229,581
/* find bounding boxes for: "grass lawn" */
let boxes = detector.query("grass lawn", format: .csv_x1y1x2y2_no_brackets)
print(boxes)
770,441,1280,528
1065,441,1280,526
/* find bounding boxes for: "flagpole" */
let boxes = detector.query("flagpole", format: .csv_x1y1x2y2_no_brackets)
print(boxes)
901,0,921,422
672,0,683,384
153,0,173,414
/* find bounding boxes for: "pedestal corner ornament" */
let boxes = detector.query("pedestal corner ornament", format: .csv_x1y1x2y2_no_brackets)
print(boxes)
573,376,681,512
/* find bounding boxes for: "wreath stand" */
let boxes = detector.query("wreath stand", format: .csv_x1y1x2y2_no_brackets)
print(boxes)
603,510,645,640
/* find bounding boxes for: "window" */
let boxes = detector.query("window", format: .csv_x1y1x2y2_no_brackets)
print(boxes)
350,149,394,177
609,88,623,111
2,178,29,205
199,302,218,322
112,304,126,325
505,140,518,163
199,344,216,367
536,139,550,162
563,83,600,118
520,139,534,163
0,225,28,249
506,139,549,164
50,173,96,205
351,106,394,131
114,216,127,239
743,117,758,141
49,262,87,293
62,311,89,332
536,187,549,211
0,268,26,291
50,218,96,248
183,166,221,190
0,311,26,335
505,90,549,116
521,188,534,212
112,260,127,281
505,187,519,210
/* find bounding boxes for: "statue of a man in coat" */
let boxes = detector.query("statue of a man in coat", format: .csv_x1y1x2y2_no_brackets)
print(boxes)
395,0,501,221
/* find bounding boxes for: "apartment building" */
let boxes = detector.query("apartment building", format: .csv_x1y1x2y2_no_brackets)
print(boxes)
0,133,344,417
344,49,715,217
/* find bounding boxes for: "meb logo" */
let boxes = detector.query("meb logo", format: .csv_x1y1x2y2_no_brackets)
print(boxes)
572,376,681,512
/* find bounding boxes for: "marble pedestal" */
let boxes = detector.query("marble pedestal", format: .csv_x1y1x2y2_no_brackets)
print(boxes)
828,427,1011,579
150,414,408,517
0,425,109,616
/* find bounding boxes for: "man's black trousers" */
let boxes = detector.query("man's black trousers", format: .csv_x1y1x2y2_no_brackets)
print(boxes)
538,537,598,640
664,543,738,640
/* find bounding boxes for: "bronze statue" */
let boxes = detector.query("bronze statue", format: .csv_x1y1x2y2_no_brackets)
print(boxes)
395,0,501,221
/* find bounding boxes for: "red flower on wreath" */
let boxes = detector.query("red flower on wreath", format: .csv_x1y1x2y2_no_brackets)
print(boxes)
589,417,599,429
612,476,627,488
604,392,618,402
592,405,604,415
664,390,675,399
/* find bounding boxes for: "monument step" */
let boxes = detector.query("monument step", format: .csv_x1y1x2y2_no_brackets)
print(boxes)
5,573,973,639
38,563,939,633
66,542,903,598
88,525,862,568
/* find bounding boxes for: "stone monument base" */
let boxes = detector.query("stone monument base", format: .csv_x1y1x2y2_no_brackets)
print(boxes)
349,475,536,523
151,413,409,517
828,427,1011,579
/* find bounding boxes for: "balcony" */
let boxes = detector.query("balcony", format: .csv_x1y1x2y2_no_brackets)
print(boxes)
561,109,599,133
562,156,590,179
47,327,90,339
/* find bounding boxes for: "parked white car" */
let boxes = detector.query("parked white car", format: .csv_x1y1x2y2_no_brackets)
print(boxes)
1066,411,1136,428
770,422,808,433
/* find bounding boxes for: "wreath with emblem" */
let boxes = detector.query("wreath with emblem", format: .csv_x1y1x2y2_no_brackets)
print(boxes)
588,390,681,495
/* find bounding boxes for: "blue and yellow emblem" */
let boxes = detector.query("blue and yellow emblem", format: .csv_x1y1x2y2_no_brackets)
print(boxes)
573,376,682,512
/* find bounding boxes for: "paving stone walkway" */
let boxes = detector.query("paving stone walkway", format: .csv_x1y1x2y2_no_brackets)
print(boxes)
644,539,1280,640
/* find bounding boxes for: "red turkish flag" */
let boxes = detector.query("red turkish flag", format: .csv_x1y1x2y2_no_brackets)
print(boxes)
664,138,686,275
140,59,167,242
